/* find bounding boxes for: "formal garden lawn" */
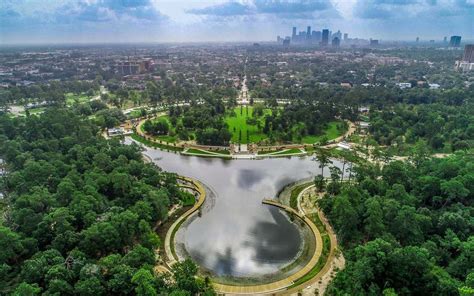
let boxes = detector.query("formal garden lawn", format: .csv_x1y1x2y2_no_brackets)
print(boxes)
65,92,94,106
141,115,180,143
225,106,271,144
300,121,344,144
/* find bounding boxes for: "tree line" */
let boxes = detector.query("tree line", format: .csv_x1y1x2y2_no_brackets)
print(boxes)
0,110,215,295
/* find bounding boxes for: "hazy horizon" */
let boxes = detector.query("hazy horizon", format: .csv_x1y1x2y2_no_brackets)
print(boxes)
1,0,473,45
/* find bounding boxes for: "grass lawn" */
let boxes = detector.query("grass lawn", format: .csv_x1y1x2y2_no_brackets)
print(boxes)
272,148,303,155
19,107,46,115
185,148,215,155
301,121,344,144
141,115,180,143
225,106,271,144
131,133,183,152
289,182,313,210
184,148,231,157
65,92,93,106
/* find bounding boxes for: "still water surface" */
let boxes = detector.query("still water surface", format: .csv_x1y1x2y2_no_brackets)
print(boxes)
141,145,341,278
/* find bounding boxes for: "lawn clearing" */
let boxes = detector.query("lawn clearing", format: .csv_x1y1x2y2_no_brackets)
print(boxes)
301,121,344,144
65,92,94,106
225,106,271,144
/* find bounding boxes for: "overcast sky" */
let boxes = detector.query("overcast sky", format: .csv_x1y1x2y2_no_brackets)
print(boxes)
1,0,473,44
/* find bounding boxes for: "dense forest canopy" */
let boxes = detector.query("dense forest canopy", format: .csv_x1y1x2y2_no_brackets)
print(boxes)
0,110,214,295
319,153,474,295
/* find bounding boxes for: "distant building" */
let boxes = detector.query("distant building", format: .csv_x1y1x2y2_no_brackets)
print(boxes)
333,30,342,40
370,39,379,46
429,83,441,90
449,36,461,47
416,37,419,42
343,33,348,41
340,82,352,88
322,29,329,46
397,82,412,89
463,44,474,62
292,27,297,40
443,36,447,43
455,61,474,71
117,59,152,75
283,37,291,47
454,44,474,71
306,26,311,40
313,31,322,42
332,37,341,48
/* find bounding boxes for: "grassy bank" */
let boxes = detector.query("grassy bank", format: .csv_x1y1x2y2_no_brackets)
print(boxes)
289,212,331,288
131,133,183,152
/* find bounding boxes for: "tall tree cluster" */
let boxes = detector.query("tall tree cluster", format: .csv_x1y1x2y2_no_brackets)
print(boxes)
0,110,214,295
319,153,474,295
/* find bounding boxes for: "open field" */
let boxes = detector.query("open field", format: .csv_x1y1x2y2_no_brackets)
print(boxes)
65,92,94,106
225,106,271,144
301,121,344,144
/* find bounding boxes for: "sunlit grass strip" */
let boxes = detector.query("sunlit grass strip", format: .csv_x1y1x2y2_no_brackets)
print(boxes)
289,182,314,210
131,133,183,152
288,213,331,289
182,148,232,158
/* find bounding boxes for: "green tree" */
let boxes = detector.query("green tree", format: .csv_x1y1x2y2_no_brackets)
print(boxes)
131,268,157,296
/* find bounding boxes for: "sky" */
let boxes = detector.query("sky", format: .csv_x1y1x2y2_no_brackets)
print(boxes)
0,0,473,44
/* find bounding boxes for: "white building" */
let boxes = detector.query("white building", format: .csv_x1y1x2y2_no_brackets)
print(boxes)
337,141,352,150
397,83,412,89
455,61,474,72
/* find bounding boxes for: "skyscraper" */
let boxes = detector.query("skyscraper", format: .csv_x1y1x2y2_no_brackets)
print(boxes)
313,31,322,42
444,36,447,43
332,37,340,48
292,27,297,40
343,33,348,41
322,29,329,46
416,37,419,42
449,36,462,47
306,26,311,40
463,44,474,62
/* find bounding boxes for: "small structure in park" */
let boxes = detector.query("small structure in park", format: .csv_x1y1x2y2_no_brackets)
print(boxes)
337,141,351,150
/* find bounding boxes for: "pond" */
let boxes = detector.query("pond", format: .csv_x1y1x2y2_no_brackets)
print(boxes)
133,141,344,280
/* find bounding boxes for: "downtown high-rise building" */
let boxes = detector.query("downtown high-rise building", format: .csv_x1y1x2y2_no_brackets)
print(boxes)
450,36,462,47
463,44,474,62
307,26,311,40
322,29,329,46
292,27,297,40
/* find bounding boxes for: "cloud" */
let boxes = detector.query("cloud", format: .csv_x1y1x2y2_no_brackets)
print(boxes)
187,0,336,19
66,0,168,23
187,2,250,16
354,0,474,19
0,0,168,26
253,0,331,13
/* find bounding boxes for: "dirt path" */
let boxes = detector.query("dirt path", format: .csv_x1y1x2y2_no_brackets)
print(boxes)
292,186,346,296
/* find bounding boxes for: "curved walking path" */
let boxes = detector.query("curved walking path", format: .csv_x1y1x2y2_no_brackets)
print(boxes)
163,176,206,267
285,185,343,296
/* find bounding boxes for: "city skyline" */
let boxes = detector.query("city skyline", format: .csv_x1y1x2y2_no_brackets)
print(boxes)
1,0,473,45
